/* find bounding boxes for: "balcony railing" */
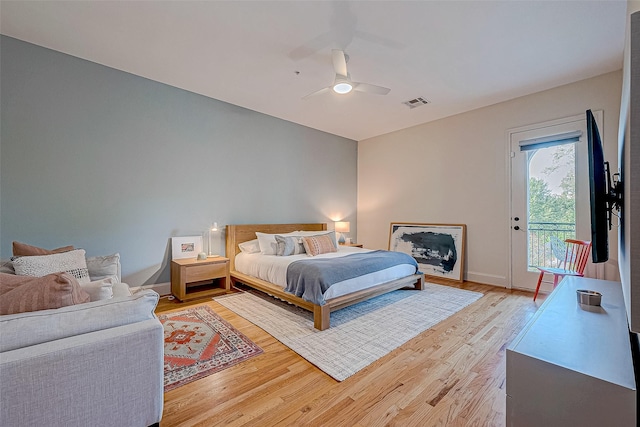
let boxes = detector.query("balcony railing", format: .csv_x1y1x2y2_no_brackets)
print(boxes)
528,222,576,269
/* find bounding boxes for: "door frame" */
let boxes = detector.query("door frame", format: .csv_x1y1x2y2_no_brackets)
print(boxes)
506,111,603,291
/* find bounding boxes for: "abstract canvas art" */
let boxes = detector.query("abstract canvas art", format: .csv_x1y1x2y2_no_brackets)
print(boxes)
389,223,466,282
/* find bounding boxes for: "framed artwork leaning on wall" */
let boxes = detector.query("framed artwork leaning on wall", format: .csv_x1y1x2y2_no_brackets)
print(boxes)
171,236,204,260
389,223,466,282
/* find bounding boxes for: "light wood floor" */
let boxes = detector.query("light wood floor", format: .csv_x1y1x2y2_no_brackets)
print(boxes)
156,280,543,427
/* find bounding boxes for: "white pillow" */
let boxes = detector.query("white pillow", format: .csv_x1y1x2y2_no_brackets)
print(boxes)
238,239,261,254
255,231,299,255
0,259,15,275
12,249,91,285
86,253,121,282
80,277,114,301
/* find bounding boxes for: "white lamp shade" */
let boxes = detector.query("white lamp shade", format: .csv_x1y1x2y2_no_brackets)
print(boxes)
208,222,219,256
335,221,350,233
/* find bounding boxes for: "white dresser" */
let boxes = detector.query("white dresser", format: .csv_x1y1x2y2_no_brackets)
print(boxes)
506,276,637,426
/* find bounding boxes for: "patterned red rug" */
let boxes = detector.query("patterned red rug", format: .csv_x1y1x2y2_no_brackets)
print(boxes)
159,305,263,392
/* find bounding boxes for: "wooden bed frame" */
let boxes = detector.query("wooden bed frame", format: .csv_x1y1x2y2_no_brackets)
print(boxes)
225,223,424,330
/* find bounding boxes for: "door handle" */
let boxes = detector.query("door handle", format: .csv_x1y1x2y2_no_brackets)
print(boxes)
513,226,520,231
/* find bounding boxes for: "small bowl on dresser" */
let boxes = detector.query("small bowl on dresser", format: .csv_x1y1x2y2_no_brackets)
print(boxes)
576,289,602,306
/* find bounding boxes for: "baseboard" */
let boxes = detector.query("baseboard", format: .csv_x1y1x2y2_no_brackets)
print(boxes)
130,282,171,296
465,271,508,287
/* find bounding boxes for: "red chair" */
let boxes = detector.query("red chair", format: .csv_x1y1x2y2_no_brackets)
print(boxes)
533,239,592,301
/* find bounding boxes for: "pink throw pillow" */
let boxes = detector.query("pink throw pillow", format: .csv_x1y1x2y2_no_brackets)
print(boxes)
12,241,74,257
302,235,337,256
0,272,90,315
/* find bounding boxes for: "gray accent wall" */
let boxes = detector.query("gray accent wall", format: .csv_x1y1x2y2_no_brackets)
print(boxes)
0,36,357,286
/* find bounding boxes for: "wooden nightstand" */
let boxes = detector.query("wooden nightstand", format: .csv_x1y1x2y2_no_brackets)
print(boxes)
340,243,364,248
171,256,230,301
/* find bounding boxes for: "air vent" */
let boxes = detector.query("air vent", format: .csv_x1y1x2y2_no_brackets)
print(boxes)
402,97,430,109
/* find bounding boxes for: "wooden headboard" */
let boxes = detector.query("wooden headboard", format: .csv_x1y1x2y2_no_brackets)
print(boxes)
225,223,327,271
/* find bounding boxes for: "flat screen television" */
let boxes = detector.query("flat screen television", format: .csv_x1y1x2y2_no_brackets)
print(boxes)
587,109,622,264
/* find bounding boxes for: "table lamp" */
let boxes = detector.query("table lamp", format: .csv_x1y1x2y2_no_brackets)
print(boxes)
335,221,350,244
208,222,219,256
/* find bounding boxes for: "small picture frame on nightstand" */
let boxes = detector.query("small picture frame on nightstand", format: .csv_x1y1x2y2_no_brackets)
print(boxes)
171,236,203,260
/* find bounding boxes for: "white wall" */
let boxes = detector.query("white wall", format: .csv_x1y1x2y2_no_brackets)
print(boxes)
0,36,358,287
619,0,640,332
358,71,622,287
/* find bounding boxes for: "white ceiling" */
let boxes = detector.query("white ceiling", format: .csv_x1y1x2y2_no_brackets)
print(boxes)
0,1,628,141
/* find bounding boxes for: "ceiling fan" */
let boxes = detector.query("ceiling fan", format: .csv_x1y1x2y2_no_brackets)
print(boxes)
302,49,391,99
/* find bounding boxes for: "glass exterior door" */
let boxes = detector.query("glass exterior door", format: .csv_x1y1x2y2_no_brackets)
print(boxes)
510,114,592,292
527,144,576,270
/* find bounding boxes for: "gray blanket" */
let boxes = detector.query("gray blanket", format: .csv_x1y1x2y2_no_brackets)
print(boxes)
285,250,419,305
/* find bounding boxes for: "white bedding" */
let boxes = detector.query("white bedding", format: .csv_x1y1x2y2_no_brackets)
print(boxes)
234,246,417,300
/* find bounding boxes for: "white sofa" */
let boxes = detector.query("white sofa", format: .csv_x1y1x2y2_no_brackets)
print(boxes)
0,254,164,427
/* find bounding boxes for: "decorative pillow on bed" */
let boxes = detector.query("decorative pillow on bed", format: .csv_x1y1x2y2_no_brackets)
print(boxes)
12,241,74,257
255,232,299,255
238,239,261,254
275,235,306,256
12,249,91,285
302,235,337,256
255,232,277,255
294,230,338,250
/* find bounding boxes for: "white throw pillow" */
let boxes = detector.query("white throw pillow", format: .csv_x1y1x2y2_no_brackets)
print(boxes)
80,277,115,301
238,239,261,254
0,259,15,275
12,249,91,285
86,253,121,282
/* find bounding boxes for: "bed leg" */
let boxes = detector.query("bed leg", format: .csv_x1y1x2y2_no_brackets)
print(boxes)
415,274,425,290
314,305,330,330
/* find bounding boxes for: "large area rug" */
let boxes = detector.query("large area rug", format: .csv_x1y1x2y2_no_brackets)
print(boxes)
215,283,482,381
159,305,263,392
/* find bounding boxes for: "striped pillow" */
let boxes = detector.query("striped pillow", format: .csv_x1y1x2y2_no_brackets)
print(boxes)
302,235,337,256
0,272,90,315
275,235,306,256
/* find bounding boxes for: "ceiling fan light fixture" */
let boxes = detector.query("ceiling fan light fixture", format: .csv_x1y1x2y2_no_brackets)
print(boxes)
333,82,353,94
302,50,389,100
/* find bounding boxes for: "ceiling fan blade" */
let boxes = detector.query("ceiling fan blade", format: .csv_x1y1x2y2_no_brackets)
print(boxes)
302,86,331,100
289,32,334,61
332,49,348,77
352,82,391,95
